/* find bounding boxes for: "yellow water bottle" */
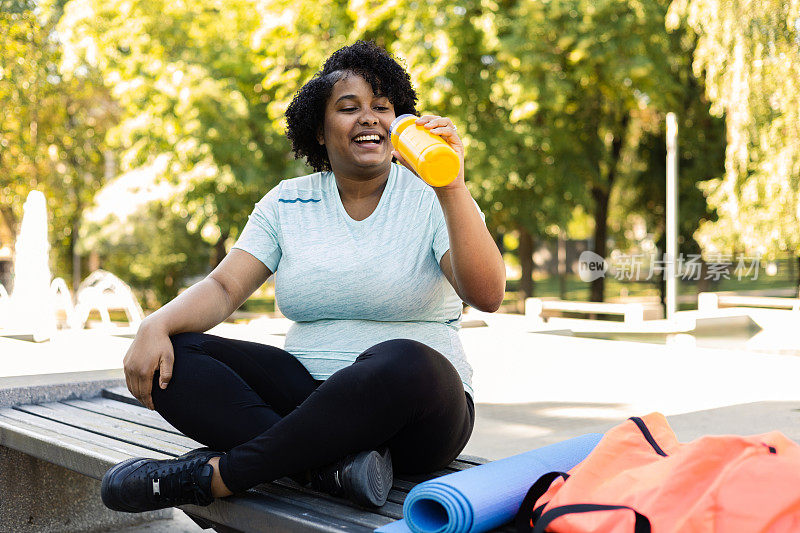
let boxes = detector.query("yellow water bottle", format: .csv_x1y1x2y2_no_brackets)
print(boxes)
390,114,461,187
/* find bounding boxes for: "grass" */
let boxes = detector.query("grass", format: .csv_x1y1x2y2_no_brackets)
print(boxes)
239,298,276,314
84,309,134,323
500,270,798,312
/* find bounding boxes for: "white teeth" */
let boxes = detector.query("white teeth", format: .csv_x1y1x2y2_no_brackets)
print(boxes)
353,134,380,142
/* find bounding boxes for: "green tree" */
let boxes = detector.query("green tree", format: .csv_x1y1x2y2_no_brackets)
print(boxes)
0,0,113,289
59,0,716,308
668,0,800,269
611,26,727,300
80,198,211,305
496,0,687,301
60,0,583,304
59,0,300,275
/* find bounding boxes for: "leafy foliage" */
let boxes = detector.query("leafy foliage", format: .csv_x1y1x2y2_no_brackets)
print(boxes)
58,0,302,267
668,0,800,257
6,0,746,306
492,0,688,299
81,201,211,305
612,24,726,259
0,0,114,286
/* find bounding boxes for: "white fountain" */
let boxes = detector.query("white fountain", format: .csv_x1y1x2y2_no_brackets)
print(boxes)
0,190,144,342
4,191,58,341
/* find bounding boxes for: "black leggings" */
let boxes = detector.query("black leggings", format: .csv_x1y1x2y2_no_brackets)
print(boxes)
151,333,475,493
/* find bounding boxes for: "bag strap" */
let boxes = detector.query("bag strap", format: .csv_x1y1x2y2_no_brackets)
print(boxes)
532,503,652,533
514,471,569,533
629,416,668,456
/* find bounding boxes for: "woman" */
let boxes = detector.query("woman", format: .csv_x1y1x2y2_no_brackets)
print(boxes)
101,40,505,513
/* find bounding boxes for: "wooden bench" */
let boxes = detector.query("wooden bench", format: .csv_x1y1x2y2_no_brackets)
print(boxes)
0,383,513,532
525,298,664,323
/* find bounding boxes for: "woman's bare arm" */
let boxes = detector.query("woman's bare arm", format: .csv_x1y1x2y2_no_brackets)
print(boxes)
436,189,506,312
392,115,506,312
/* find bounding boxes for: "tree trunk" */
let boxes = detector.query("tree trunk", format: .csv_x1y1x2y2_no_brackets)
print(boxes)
796,256,800,296
558,230,567,299
697,257,710,294
0,206,18,239
658,249,666,307
518,227,534,302
88,251,100,272
590,186,609,302
71,216,81,293
494,230,505,256
589,113,629,303
213,230,230,268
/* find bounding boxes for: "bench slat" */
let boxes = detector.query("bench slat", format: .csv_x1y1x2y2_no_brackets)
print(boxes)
389,462,475,492
272,477,408,509
102,385,143,406
452,454,488,466
183,490,386,532
384,488,408,506
253,481,403,527
267,471,447,517
0,407,173,461
64,397,183,435
0,409,170,479
50,401,200,450
15,402,199,455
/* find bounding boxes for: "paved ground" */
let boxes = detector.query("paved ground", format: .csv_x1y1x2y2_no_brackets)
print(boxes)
2,308,799,531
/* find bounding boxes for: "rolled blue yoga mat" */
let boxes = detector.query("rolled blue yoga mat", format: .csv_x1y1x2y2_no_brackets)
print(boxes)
375,433,603,533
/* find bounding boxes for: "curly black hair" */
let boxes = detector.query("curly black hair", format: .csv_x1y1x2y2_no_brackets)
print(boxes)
285,41,418,172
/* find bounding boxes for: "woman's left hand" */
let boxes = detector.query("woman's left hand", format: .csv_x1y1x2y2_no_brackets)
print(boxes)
391,114,466,191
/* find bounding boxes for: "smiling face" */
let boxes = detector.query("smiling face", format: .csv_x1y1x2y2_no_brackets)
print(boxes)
318,72,396,178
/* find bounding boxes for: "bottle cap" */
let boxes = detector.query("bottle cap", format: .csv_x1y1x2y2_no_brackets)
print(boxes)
390,114,416,135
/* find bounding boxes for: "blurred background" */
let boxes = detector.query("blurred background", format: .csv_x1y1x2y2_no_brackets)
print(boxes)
1,0,798,319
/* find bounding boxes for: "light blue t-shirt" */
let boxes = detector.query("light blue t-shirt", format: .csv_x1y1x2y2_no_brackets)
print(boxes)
232,163,476,397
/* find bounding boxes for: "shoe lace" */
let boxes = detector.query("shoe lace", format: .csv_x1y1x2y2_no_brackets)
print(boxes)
149,457,212,506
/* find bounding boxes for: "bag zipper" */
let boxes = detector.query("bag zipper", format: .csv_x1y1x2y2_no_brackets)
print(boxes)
629,417,668,457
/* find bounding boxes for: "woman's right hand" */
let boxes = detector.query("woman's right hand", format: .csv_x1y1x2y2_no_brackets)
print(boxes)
123,320,174,410
119,249,273,409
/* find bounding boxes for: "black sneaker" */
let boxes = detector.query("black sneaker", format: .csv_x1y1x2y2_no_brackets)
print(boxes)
101,449,223,513
309,447,393,507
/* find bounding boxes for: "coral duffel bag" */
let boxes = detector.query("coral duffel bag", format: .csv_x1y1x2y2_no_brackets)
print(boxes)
514,412,800,533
